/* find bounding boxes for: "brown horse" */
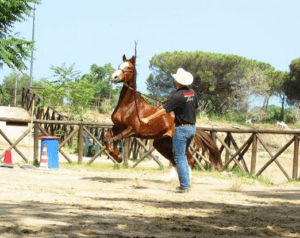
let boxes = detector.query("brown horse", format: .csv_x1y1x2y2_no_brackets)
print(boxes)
104,54,222,170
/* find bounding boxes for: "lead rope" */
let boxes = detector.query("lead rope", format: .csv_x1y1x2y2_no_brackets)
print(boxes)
123,69,143,123
122,67,167,124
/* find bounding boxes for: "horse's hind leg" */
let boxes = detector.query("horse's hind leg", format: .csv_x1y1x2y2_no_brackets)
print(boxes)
153,137,177,182
153,137,194,183
153,137,175,166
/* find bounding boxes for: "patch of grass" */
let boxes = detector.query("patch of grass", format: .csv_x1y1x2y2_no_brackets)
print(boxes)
278,179,300,186
274,144,280,150
192,165,276,186
60,162,296,187
259,154,269,159
113,163,121,170
193,163,211,171
130,157,150,162
226,167,275,186
60,162,170,174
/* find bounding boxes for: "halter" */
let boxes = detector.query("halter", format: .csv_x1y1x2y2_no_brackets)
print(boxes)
119,64,143,123
119,64,166,105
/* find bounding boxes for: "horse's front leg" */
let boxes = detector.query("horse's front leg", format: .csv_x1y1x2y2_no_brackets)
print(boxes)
104,127,115,154
105,126,135,163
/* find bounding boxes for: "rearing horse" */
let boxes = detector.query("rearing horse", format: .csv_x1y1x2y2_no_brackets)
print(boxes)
104,54,222,170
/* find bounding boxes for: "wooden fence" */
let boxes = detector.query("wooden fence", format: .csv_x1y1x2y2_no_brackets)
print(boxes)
0,117,299,181
0,117,164,166
11,87,298,181
21,86,73,142
206,127,299,181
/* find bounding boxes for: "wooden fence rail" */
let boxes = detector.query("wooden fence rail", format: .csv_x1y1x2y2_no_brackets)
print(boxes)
0,117,300,181
203,127,300,181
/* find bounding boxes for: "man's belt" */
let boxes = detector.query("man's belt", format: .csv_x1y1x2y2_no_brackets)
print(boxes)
175,123,194,127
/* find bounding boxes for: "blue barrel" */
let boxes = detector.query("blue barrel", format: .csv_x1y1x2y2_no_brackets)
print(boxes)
40,136,60,170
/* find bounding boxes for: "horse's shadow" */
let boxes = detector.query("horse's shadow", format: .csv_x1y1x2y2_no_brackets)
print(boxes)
81,176,163,184
81,176,130,183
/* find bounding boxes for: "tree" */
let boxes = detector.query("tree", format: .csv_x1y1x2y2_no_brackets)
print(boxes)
283,58,300,101
82,63,114,99
2,70,47,105
81,63,119,111
262,69,288,119
0,87,10,104
146,72,175,98
148,51,272,114
40,63,96,120
0,0,40,70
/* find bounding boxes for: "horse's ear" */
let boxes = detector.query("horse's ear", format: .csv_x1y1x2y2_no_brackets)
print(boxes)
122,54,127,62
130,56,136,64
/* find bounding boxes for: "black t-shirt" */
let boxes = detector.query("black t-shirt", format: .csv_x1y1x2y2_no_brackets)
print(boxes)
163,87,199,125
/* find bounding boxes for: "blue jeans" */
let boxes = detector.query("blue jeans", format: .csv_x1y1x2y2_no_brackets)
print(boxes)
172,125,196,189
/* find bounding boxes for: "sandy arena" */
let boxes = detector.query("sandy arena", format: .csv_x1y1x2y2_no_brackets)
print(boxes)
1,107,300,237
0,164,300,238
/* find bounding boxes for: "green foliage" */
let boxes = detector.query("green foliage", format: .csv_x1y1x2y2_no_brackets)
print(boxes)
50,63,81,84
1,70,46,104
266,105,281,121
283,58,300,101
0,0,40,70
113,163,121,170
210,109,246,123
99,90,120,113
226,167,274,186
148,51,272,114
40,63,96,120
281,108,296,123
100,98,114,113
82,63,115,107
207,105,300,126
0,86,10,104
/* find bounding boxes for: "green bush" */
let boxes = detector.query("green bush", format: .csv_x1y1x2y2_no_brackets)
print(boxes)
266,105,281,121
100,99,114,113
210,109,247,122
284,108,296,123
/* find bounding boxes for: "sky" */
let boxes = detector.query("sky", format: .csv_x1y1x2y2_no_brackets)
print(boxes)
1,0,300,107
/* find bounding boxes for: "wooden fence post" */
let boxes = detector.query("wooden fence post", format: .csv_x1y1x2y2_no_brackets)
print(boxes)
211,131,217,172
78,124,83,165
68,126,74,148
33,122,39,164
225,133,230,163
293,135,299,179
123,138,130,166
251,133,258,174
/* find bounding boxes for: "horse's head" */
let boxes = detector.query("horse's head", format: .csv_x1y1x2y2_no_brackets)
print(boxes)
111,55,136,87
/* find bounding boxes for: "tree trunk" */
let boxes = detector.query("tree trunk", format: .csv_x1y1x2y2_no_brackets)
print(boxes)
263,96,270,112
280,95,285,121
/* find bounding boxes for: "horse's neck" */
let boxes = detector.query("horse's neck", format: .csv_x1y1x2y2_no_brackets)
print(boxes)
118,84,158,112
117,84,137,106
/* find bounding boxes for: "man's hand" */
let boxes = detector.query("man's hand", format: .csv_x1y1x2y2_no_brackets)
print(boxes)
141,118,149,124
141,109,167,125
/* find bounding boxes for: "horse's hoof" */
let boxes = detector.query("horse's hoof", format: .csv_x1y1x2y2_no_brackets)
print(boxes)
116,155,122,161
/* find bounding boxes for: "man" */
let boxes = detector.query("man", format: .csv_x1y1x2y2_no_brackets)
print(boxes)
141,68,199,193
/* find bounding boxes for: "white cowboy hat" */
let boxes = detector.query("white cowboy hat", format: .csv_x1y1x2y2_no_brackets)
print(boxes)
171,68,193,86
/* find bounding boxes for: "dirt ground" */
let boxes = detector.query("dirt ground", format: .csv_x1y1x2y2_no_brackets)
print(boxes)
1,107,300,237
0,165,300,238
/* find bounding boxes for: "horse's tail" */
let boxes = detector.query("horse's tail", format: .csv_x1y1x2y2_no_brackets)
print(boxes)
193,128,223,169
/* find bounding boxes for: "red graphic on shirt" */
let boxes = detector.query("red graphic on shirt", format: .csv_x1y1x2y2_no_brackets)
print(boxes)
184,92,195,102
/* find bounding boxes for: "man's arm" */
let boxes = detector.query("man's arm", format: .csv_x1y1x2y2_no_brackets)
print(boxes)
141,108,167,124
